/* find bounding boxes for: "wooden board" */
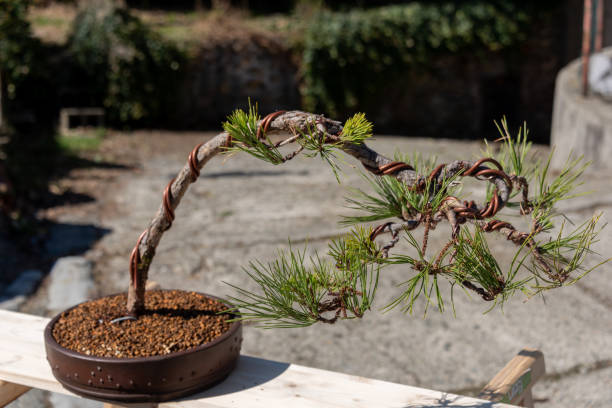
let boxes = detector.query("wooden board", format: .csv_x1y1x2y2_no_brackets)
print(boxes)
0,309,516,408
0,380,30,407
478,348,545,406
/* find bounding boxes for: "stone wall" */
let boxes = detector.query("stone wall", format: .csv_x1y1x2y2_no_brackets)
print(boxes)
551,47,612,170
168,8,564,143
173,32,300,129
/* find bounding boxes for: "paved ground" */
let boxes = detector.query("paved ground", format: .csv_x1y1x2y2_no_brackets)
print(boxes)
6,131,612,407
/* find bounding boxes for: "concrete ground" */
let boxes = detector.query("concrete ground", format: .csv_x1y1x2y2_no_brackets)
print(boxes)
6,132,612,407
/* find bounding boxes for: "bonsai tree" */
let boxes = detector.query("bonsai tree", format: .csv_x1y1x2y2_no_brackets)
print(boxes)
125,107,608,327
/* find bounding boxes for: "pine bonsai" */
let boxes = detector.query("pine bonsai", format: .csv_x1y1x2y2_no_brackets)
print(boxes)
125,107,609,327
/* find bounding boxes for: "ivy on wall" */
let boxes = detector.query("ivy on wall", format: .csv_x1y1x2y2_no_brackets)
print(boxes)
68,4,185,126
301,3,531,118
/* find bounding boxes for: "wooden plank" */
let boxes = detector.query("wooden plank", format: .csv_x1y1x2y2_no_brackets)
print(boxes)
0,310,66,394
0,309,516,408
520,389,534,408
162,357,518,408
103,403,157,408
478,348,545,406
0,380,30,407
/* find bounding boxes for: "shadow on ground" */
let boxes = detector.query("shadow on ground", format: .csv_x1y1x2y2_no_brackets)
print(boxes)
43,222,111,258
182,356,290,400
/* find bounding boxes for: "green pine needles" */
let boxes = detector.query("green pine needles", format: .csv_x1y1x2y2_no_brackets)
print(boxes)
222,107,609,328
342,167,462,225
226,243,379,328
223,104,285,165
223,105,372,181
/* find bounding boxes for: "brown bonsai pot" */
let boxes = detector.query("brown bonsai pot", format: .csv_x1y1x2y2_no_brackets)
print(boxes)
44,290,242,403
41,129,251,402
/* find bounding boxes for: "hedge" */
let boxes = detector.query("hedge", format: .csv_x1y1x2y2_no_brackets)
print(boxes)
68,4,186,126
301,2,531,119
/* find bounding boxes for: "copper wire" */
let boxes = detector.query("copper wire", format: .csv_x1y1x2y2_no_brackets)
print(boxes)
482,219,530,243
463,157,504,174
470,168,512,189
363,160,413,176
482,219,514,232
257,110,287,140
369,222,393,241
428,163,447,183
452,158,513,220
128,138,211,299
129,230,147,290
378,161,414,174
188,142,204,182
163,177,176,225
363,157,512,221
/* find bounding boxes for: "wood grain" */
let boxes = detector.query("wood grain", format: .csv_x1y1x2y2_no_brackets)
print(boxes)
0,309,516,408
0,380,30,407
478,348,545,407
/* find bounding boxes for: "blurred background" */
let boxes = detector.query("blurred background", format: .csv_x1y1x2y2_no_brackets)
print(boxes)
1,1,612,407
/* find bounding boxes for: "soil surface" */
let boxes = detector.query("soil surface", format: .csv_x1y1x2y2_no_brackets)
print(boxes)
52,290,233,358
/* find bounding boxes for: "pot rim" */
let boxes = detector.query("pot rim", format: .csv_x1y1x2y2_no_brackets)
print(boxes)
44,289,242,364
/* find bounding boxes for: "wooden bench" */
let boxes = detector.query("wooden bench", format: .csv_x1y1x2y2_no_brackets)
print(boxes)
479,348,545,407
0,309,542,408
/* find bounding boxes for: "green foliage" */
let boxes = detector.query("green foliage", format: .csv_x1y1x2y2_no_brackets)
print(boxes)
297,112,373,180
224,106,373,181
0,0,61,213
226,245,379,328
328,226,381,267
383,232,446,314
0,0,35,97
480,118,538,203
493,118,534,179
300,125,351,182
301,2,530,117
343,174,410,224
226,248,331,328
57,129,105,154
531,154,590,232
450,227,526,307
342,168,461,225
0,0,55,128
68,3,185,126
377,126,606,313
533,215,607,288
224,104,285,164
339,112,373,145
225,110,608,327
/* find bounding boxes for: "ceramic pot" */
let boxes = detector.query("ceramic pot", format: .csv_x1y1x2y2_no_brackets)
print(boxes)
44,291,242,403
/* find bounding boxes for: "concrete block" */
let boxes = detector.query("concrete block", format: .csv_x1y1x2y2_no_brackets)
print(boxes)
551,47,612,171
47,256,94,313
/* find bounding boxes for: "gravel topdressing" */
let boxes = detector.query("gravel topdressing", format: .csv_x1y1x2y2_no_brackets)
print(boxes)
52,290,234,358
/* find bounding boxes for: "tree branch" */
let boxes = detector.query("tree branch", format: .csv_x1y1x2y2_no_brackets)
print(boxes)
125,110,585,317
